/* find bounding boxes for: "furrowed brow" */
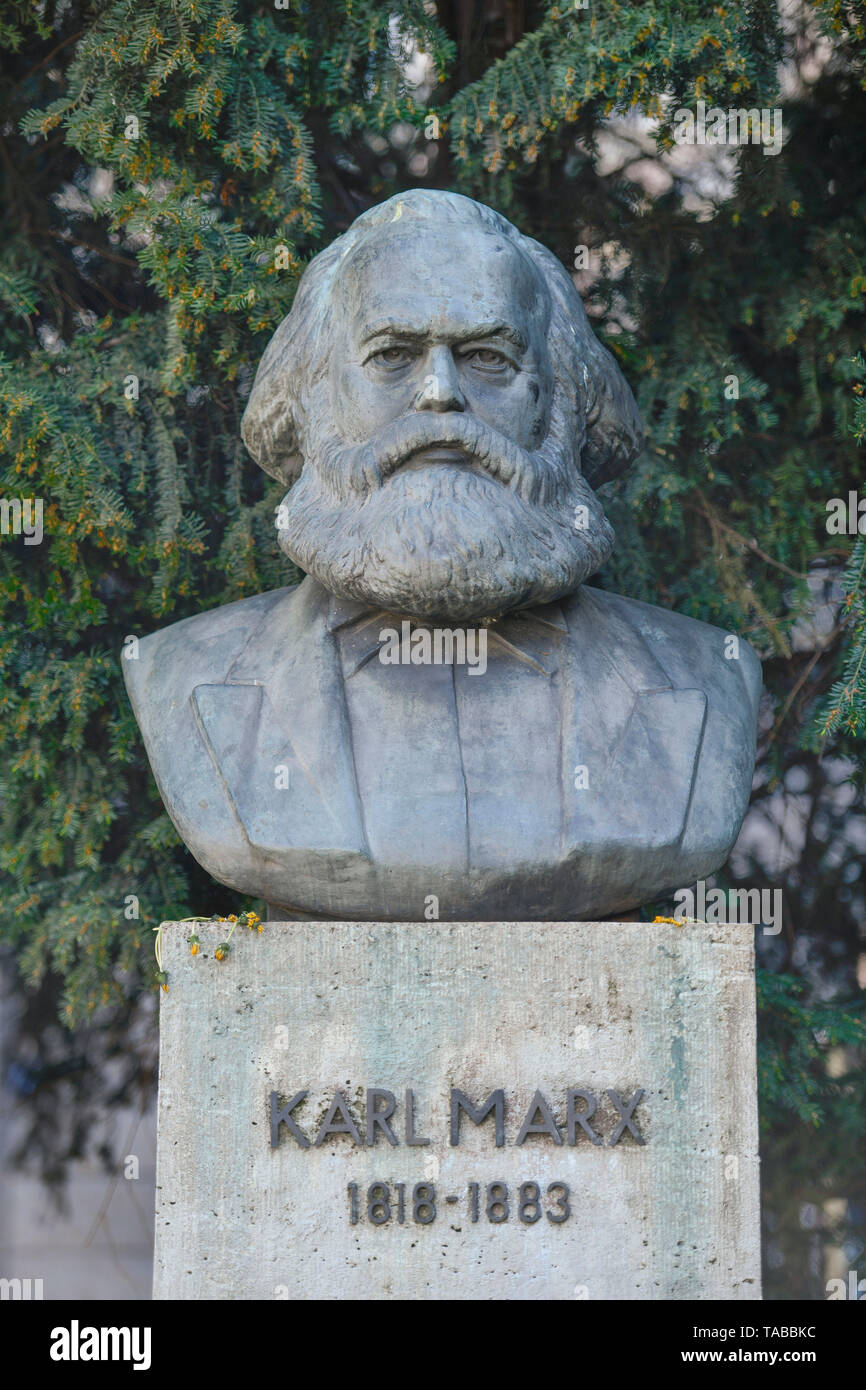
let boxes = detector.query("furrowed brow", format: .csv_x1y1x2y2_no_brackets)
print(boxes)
457,322,527,352
360,321,527,351
360,322,428,346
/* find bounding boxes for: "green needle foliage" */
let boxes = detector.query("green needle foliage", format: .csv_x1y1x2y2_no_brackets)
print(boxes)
0,0,864,1297
815,356,866,744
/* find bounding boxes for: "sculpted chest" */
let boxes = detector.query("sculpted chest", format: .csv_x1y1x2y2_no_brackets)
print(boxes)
125,579,751,920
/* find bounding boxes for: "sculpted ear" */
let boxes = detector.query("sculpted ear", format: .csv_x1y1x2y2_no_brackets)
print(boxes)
240,318,303,486
241,235,345,486
579,331,644,489
527,237,644,488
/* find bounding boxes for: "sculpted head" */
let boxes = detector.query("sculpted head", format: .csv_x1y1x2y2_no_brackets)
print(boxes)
242,191,643,621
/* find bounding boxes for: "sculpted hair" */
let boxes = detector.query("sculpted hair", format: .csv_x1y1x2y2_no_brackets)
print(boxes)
241,189,643,490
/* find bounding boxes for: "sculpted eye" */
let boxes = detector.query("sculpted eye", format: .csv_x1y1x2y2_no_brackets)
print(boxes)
370,346,416,368
465,348,510,370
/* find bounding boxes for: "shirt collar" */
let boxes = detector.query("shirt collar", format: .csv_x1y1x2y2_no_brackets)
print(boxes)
326,593,568,678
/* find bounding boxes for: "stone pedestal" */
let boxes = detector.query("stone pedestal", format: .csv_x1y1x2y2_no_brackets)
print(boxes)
153,921,761,1300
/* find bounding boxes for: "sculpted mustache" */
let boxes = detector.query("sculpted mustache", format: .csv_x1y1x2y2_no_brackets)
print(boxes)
325,413,533,496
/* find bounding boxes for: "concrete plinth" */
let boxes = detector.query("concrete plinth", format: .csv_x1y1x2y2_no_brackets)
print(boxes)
153,921,761,1300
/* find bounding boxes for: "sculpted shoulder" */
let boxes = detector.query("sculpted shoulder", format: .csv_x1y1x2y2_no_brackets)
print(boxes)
122,586,295,724
573,585,762,718
120,585,305,900
560,584,762,890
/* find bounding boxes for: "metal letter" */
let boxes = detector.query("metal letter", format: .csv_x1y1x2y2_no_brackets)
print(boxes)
515,1090,563,1145
313,1090,364,1146
567,1089,602,1145
270,1089,309,1148
449,1088,505,1147
366,1088,399,1146
404,1088,431,1146
607,1088,646,1145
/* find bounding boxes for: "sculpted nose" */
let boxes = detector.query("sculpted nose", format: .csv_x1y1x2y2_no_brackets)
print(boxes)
414,346,466,412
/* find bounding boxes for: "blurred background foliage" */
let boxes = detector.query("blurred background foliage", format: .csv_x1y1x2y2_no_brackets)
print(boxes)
0,0,864,1298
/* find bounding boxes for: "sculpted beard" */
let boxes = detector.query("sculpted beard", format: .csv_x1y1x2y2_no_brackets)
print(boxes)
277,395,614,621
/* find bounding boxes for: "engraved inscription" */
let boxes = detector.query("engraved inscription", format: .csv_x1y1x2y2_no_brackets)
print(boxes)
269,1087,646,1148
347,1181,573,1225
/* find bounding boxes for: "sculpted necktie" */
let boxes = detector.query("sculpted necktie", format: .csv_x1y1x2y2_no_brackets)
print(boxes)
331,598,564,874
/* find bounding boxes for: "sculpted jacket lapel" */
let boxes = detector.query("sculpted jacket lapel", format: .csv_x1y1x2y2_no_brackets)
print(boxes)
561,587,708,857
189,576,707,885
191,578,370,859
